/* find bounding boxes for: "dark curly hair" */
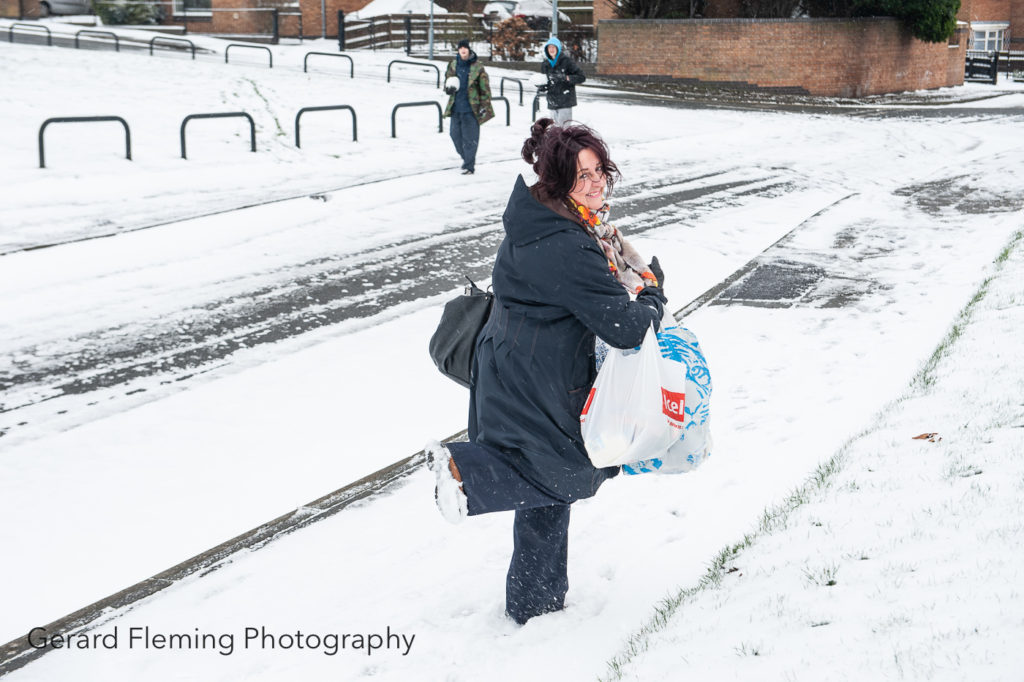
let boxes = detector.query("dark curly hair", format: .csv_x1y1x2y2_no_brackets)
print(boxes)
520,119,620,203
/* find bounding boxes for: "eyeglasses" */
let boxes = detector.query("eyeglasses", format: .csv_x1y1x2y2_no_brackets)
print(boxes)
576,168,605,185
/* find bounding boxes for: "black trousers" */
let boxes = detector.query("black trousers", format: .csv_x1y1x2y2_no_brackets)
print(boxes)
447,441,573,624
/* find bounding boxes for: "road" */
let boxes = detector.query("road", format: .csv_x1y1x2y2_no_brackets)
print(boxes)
0,161,800,440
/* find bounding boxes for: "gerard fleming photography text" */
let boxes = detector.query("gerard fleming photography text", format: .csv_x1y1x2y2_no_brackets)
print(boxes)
26,625,416,657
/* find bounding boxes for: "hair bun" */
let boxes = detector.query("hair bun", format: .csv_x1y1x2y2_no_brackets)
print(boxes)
521,118,555,165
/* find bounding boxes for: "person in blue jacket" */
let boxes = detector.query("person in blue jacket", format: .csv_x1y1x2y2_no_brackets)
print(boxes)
427,119,666,625
538,36,586,124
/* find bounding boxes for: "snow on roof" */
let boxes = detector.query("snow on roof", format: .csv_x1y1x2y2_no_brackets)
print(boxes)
350,0,448,19
513,0,555,15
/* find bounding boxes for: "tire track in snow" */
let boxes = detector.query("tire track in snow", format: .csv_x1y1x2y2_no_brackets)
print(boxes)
0,168,797,434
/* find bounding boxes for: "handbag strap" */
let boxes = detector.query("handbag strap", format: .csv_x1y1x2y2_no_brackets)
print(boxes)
464,275,493,297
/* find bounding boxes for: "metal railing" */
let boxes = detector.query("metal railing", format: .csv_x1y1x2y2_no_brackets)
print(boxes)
8,22,51,45
391,101,442,138
149,35,196,59
965,50,1024,76
491,96,510,126
303,51,353,77
224,43,273,68
499,77,525,106
38,116,131,169
295,105,357,146
387,59,440,88
179,112,256,160
74,29,119,51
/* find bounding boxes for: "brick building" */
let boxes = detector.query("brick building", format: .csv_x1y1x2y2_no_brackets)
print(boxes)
153,0,490,40
959,0,1023,50
157,0,370,40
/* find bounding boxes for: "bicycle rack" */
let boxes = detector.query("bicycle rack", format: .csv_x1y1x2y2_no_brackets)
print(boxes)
224,44,273,68
8,22,52,46
38,116,131,169
491,96,511,126
149,35,196,59
387,59,440,88
499,77,524,106
390,101,442,138
303,51,354,77
180,112,256,160
74,29,119,52
532,94,542,121
295,105,357,146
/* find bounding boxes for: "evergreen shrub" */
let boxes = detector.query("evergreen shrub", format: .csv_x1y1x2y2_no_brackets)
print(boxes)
851,0,961,43
94,0,164,25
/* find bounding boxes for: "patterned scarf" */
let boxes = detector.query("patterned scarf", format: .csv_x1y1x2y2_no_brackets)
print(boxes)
568,199,659,294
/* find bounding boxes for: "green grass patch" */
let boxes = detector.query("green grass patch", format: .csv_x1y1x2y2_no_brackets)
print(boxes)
244,78,285,138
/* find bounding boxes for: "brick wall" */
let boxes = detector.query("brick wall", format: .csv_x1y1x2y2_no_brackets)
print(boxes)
959,0,1022,48
158,0,367,38
597,17,967,97
1013,0,1024,44
958,0,971,22
592,0,616,24
300,0,367,38
966,0,1010,21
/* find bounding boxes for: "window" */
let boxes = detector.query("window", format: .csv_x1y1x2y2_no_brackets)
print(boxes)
174,0,211,17
970,23,1008,52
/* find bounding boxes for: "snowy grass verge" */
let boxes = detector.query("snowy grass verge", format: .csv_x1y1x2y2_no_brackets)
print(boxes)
601,227,1024,681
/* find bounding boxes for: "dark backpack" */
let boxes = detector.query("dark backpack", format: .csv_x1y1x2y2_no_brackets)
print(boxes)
428,277,494,389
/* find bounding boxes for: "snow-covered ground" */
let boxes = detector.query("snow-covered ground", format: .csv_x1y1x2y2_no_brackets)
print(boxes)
1,29,1023,681
611,230,1024,682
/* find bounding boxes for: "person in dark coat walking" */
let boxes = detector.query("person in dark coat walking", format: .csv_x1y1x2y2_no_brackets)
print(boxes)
427,119,667,625
538,36,586,125
443,39,495,175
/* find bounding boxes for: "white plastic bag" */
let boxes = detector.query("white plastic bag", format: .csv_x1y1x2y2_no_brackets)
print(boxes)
580,324,685,468
622,315,713,475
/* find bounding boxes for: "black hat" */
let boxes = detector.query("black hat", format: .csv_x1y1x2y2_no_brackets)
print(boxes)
457,39,470,50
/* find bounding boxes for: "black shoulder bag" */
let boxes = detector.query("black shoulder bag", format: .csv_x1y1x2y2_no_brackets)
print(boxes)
428,277,494,389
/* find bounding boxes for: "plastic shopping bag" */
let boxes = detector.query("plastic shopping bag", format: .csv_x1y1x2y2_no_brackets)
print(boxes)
622,315,713,475
580,324,687,468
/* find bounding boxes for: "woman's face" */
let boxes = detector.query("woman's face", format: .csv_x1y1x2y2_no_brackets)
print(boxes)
568,147,606,211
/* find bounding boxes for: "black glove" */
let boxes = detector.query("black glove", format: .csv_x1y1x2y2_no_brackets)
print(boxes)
647,256,665,288
637,285,668,320
444,86,457,95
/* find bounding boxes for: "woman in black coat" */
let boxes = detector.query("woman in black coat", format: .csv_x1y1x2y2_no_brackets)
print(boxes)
427,119,667,625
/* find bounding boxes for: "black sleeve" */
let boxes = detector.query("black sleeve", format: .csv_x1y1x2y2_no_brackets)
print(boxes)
525,234,663,349
565,58,586,86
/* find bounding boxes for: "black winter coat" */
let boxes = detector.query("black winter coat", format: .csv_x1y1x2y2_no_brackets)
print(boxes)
467,176,666,503
541,53,586,109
